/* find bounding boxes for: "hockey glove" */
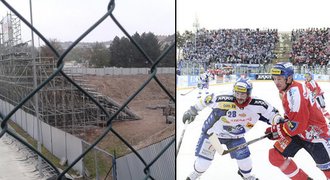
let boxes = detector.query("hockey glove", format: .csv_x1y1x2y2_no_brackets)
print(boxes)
182,106,198,124
265,123,287,140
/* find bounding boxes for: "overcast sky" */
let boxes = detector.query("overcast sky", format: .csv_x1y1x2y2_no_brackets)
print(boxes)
177,0,330,33
0,0,174,44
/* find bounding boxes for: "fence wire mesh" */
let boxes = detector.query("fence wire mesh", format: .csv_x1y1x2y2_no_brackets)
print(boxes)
0,0,175,179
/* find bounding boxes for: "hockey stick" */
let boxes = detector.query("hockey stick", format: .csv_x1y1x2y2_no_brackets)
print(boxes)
209,133,270,155
180,87,197,96
176,122,189,157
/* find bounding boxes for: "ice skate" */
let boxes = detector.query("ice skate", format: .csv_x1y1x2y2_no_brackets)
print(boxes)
186,171,201,180
238,170,259,180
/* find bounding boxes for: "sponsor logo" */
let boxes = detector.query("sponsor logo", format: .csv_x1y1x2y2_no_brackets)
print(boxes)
246,122,254,128
231,117,252,122
239,113,246,117
270,68,281,75
234,85,247,92
254,100,266,106
257,74,272,80
216,95,234,102
218,102,236,110
253,99,269,108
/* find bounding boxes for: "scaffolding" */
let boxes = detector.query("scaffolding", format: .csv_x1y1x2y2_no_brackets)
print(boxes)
0,13,139,137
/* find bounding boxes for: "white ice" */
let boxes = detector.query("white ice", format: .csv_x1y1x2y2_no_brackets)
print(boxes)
177,80,330,180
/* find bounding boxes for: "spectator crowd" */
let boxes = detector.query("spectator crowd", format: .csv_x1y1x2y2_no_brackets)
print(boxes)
182,28,278,65
180,28,330,69
291,28,330,67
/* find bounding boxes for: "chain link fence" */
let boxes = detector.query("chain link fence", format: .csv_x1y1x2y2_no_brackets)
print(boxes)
0,0,175,179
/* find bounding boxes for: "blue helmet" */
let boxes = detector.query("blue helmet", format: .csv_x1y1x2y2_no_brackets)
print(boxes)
233,78,253,96
270,62,294,78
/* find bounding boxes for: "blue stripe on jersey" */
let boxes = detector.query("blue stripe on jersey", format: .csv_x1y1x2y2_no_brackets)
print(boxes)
202,108,227,133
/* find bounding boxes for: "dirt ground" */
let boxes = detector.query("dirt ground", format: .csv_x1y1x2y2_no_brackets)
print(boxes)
83,74,175,154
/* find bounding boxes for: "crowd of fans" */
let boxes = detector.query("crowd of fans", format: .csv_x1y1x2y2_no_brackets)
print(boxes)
181,28,278,65
180,28,330,70
291,28,330,67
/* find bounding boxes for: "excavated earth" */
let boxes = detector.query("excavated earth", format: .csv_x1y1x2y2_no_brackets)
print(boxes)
83,74,175,154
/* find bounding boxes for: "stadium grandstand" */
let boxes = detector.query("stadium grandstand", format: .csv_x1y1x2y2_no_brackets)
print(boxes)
177,28,330,86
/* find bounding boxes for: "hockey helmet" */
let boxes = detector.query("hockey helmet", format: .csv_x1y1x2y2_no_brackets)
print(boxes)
304,72,313,79
233,78,253,96
270,62,294,78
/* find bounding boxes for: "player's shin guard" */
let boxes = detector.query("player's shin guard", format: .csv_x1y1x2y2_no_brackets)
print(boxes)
237,157,253,177
186,157,211,180
269,148,309,180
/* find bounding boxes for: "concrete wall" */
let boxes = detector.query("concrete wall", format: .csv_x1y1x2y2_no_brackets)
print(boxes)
116,136,175,180
0,100,84,174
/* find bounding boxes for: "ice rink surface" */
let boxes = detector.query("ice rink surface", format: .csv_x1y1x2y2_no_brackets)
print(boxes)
177,80,330,180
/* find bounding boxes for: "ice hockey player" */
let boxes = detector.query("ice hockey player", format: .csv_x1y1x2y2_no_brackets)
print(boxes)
182,78,283,180
304,72,330,119
197,69,210,98
266,62,330,180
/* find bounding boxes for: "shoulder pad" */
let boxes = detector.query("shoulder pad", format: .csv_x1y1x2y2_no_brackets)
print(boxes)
250,98,268,109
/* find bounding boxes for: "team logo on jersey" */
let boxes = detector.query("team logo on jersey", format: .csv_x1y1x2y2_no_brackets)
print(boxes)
286,121,298,131
246,122,254,128
218,102,236,110
223,124,245,135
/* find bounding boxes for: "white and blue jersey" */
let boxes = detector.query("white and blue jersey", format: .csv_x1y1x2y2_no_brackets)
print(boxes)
193,92,282,160
198,72,209,89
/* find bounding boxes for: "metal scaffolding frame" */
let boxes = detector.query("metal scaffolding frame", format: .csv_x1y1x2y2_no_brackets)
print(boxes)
0,13,139,138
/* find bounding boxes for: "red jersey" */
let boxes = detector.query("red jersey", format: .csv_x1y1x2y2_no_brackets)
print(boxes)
280,81,329,141
305,79,323,96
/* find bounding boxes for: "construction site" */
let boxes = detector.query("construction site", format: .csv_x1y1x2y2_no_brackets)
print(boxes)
0,13,143,137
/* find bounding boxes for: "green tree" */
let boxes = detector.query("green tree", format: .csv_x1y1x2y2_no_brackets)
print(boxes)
108,32,174,68
89,42,110,67
129,33,141,67
109,36,133,67
127,32,162,67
